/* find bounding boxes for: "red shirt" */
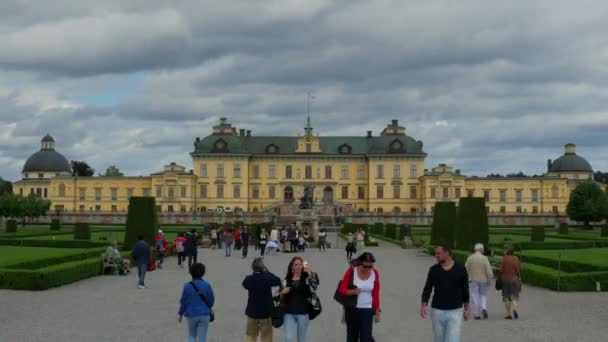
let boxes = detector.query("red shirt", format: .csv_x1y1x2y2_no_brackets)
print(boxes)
338,267,380,310
154,234,168,252
234,230,241,240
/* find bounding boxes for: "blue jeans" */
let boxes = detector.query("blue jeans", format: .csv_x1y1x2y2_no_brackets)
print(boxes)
225,243,232,256
137,263,147,286
186,315,210,342
284,314,309,342
431,308,463,342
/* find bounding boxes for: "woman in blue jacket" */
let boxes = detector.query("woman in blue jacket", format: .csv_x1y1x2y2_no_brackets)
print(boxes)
178,263,215,342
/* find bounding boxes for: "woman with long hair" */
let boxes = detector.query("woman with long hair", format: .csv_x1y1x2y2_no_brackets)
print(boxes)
280,257,320,342
338,252,381,342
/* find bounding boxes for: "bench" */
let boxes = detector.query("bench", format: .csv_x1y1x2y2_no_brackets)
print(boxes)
102,254,118,275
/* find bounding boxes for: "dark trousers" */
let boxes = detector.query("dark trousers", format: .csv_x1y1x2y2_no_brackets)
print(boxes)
235,240,242,250
260,244,266,256
188,253,198,267
177,252,185,265
242,242,249,257
157,252,164,267
319,239,326,251
345,308,374,342
290,240,298,252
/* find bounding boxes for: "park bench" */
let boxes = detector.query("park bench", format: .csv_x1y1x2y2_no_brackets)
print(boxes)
101,254,118,275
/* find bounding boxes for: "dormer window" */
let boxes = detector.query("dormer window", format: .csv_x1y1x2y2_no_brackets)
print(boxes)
338,144,352,154
212,139,228,152
266,144,279,154
389,139,403,153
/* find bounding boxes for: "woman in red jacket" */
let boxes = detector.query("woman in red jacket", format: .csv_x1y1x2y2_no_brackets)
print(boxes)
338,252,381,342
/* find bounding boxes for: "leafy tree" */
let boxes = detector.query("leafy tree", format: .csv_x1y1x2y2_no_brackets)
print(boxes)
455,197,489,250
0,193,50,226
431,202,457,248
567,182,608,228
594,171,608,184
0,177,12,195
102,165,124,177
71,160,94,177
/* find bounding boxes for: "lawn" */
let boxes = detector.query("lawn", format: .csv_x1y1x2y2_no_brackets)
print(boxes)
0,246,99,268
22,231,181,243
522,248,608,269
411,233,576,247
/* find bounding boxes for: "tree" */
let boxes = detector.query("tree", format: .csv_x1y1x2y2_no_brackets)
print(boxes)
0,177,12,195
0,193,50,226
567,182,608,228
71,160,94,177
102,165,124,177
124,197,159,247
431,202,457,248
455,197,489,251
594,171,608,184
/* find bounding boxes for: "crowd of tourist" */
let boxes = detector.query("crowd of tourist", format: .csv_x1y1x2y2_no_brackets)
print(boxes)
124,224,521,342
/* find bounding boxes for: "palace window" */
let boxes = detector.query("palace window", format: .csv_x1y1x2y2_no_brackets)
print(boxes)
305,166,312,179
484,190,490,202
500,206,506,213
143,188,151,197
59,184,66,197
376,185,384,199
43,188,47,198
168,205,174,212
376,165,384,179
269,185,276,199
252,185,259,199
358,167,365,179
111,188,118,201
286,165,293,179
341,186,349,200
111,205,117,212
410,185,417,199
516,206,522,213
79,188,86,200
200,185,207,198
551,185,558,199
269,165,276,178
252,165,260,179
515,190,522,202
156,186,162,197
127,188,134,199
234,164,241,178
358,186,365,200
443,187,449,199
200,164,208,177
430,188,436,199
95,205,101,212
531,189,539,202
500,190,506,202
467,190,474,197
168,187,175,199
38,173,44,179
180,206,187,212
341,166,349,179
552,206,559,214
181,186,187,198
532,206,538,214
217,164,224,178
455,188,461,199
410,165,417,178
216,184,224,199
233,184,241,199
393,185,401,199
95,188,102,201
393,165,401,178
325,165,332,179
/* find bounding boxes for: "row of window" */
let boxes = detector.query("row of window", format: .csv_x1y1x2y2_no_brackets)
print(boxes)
426,187,561,202
199,164,418,179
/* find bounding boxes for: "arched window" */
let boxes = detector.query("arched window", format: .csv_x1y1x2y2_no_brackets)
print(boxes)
266,144,279,154
338,144,352,154
284,186,294,202
58,184,66,197
393,206,401,213
377,208,383,214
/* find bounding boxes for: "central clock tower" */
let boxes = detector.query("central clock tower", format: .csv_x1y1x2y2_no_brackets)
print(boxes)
295,115,321,153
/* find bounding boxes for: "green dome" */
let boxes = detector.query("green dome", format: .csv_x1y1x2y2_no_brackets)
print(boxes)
549,144,593,173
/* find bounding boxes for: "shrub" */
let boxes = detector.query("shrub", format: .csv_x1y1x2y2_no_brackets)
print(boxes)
5,219,17,233
398,224,411,240
50,219,61,231
455,197,489,251
365,237,379,247
124,197,158,247
385,224,397,240
372,222,384,236
0,257,101,290
431,202,457,248
559,223,569,235
531,226,545,242
504,235,513,242
74,223,91,240
602,225,608,237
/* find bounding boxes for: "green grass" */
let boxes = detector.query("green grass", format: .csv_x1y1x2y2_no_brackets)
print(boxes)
0,246,98,268
23,231,181,243
522,248,608,268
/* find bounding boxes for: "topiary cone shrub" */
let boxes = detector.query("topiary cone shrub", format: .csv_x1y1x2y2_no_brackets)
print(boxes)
50,219,61,231
74,222,91,240
431,202,457,249
385,224,397,240
124,197,158,248
455,198,489,251
531,226,545,242
559,222,569,235
5,219,17,233
601,224,608,237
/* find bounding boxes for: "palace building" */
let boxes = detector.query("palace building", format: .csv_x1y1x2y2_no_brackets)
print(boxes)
12,118,596,218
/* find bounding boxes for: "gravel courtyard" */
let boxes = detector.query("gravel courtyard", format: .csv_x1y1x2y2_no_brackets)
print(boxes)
1,237,607,342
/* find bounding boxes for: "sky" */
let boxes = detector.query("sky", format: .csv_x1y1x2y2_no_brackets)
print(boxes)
1,0,607,181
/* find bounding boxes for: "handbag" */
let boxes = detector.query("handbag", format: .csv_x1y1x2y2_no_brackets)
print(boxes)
271,293,284,328
495,274,503,291
190,281,215,322
333,268,357,308
306,273,322,320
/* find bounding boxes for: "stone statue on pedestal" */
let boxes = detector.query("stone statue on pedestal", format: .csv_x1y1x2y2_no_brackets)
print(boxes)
299,185,315,209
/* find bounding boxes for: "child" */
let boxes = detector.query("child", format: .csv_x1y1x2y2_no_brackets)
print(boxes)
345,232,356,260
298,234,306,252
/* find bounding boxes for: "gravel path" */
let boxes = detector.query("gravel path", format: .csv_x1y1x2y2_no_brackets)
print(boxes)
1,237,607,342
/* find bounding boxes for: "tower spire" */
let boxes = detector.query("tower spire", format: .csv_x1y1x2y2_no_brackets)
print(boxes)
305,92,314,136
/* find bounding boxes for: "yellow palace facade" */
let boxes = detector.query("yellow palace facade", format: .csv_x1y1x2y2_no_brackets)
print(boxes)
13,118,596,216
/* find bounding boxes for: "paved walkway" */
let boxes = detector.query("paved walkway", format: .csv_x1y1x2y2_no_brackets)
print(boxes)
1,238,607,342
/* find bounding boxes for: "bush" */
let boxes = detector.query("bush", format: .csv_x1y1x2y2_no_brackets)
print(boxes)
431,202,457,248
74,223,91,240
531,226,545,242
5,219,17,233
455,197,489,251
4,249,105,270
0,257,101,290
490,240,598,251
365,237,379,247
124,197,158,247
559,223,569,235
520,263,608,292
602,225,608,237
372,222,384,236
385,224,397,240
398,224,411,240
50,219,61,231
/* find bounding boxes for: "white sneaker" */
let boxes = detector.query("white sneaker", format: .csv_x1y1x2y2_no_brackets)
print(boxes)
138,285,145,289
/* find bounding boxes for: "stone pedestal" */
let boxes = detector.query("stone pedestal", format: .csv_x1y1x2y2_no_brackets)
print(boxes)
401,236,414,249
296,209,319,240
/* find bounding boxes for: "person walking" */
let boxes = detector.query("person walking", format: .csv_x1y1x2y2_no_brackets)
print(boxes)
178,263,215,342
281,228,289,252
242,257,282,342
154,230,168,269
355,229,366,252
174,233,188,268
297,233,306,252
259,230,268,257
270,227,279,245
187,229,199,268
317,228,327,252
288,226,298,253
235,228,242,251
210,228,218,250
345,232,356,261
241,226,250,258
499,245,522,320
421,243,471,342
224,228,234,257
131,235,150,289
465,243,493,320
280,257,320,342
338,252,381,342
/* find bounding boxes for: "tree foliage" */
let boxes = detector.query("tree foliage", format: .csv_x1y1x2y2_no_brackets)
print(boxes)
102,165,124,177
594,171,608,184
566,182,608,227
431,202,457,248
0,177,12,195
71,160,94,177
0,193,51,225
455,197,489,250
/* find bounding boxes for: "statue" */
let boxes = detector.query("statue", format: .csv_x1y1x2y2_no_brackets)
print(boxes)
299,185,315,209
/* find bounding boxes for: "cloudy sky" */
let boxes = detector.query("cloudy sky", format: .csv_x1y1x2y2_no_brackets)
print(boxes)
1,0,607,181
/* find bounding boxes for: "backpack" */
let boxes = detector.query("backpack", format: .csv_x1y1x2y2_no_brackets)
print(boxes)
176,240,184,253
156,237,164,251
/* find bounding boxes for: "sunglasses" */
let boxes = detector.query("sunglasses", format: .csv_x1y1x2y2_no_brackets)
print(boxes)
360,264,374,269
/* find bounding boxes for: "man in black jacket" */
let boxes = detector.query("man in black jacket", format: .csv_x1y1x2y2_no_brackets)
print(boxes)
241,226,250,258
242,257,281,342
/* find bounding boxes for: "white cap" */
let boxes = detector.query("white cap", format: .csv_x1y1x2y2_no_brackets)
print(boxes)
158,229,163,234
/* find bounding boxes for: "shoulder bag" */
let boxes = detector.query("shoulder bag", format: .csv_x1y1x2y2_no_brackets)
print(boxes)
190,281,215,322
333,268,357,308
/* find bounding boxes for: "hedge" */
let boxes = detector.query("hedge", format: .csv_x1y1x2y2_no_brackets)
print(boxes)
5,219,17,233
520,263,608,292
124,197,158,247
50,219,61,231
489,240,608,251
559,223,568,235
0,238,109,249
385,224,397,240
372,222,384,236
74,223,91,240
517,253,608,273
531,226,545,242
602,225,608,237
0,257,102,290
3,248,105,270
431,202,456,248
398,225,411,240
455,197,489,250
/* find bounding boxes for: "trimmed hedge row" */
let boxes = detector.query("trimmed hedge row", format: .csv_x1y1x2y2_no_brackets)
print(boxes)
559,223,568,235
518,253,608,273
124,197,158,247
521,263,608,292
50,219,61,231
431,202,456,248
602,225,608,237
3,248,105,270
489,240,608,251
74,223,91,240
0,257,102,290
531,226,545,242
0,238,109,249
5,219,17,233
